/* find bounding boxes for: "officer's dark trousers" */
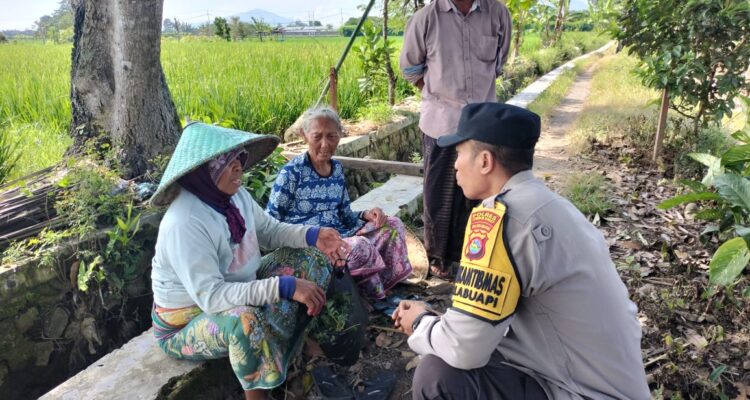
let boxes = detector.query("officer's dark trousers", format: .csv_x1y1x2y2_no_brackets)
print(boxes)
422,133,477,267
412,354,548,400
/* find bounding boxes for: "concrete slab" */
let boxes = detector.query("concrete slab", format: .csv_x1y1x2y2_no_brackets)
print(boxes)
506,41,615,110
40,329,201,400
350,175,423,218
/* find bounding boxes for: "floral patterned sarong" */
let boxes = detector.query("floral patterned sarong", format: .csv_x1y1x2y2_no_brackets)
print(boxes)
343,216,413,300
151,247,331,390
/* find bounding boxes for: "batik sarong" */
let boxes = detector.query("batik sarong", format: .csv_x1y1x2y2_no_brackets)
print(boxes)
343,216,413,300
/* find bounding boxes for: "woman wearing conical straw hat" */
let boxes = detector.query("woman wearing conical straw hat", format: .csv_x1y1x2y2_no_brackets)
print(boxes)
149,123,350,400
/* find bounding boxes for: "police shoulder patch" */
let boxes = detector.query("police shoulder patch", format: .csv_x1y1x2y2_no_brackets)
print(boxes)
451,202,521,324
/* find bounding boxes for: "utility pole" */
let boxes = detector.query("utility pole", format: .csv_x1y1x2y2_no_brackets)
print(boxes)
206,9,211,36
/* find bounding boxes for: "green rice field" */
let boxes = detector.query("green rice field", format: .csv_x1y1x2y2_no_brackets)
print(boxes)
0,32,608,180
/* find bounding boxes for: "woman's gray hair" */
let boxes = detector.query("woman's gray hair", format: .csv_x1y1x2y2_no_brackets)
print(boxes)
300,106,344,136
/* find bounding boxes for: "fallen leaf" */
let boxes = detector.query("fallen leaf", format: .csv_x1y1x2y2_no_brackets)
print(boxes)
375,332,392,348
405,355,420,371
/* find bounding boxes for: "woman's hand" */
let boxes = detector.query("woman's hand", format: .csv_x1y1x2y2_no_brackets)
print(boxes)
362,207,387,229
316,227,350,267
292,278,327,316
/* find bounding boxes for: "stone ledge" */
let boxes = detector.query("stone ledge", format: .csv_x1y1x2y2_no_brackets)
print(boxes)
506,41,615,110
39,328,201,400
350,175,423,218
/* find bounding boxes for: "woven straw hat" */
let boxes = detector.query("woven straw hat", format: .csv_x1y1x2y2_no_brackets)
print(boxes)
150,122,280,206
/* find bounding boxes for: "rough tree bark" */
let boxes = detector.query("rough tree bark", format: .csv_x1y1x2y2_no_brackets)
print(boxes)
69,0,181,179
383,0,396,106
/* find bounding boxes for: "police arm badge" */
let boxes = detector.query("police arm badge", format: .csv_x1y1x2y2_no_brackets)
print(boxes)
452,202,521,324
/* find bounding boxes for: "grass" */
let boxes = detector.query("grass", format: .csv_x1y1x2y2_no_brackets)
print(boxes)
527,52,604,123
568,51,731,178
562,172,613,216
0,32,608,182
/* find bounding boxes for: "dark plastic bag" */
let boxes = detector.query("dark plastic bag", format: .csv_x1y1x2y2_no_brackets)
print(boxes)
310,269,368,366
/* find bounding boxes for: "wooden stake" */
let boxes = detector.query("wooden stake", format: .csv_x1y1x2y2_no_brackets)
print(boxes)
653,87,669,162
329,67,338,112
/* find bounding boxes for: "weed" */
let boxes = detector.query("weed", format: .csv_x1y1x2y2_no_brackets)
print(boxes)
562,172,613,216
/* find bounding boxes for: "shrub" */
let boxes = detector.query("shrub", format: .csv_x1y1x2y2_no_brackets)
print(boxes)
530,47,563,75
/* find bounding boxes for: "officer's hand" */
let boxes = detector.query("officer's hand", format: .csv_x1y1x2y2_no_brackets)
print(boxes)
292,278,326,316
392,300,427,336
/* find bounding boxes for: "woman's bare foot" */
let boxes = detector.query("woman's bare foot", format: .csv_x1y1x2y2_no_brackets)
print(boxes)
303,338,325,358
245,389,268,400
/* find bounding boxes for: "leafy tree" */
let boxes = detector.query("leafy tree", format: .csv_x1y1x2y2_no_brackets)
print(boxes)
213,17,231,41
229,16,247,40
529,2,557,43
34,0,73,43
587,0,621,32
614,0,750,135
659,97,750,290
0,32,7,43
548,0,571,44
506,0,537,63
249,17,272,41
162,18,176,33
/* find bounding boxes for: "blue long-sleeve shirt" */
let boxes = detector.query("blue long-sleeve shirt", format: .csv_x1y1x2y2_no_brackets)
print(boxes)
266,153,365,237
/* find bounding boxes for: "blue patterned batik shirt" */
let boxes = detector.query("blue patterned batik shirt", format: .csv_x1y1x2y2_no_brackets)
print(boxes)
266,153,366,237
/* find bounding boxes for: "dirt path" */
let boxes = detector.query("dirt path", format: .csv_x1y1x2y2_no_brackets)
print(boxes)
533,64,597,186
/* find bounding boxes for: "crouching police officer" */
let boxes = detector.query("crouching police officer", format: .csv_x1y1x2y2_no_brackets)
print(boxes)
392,103,650,400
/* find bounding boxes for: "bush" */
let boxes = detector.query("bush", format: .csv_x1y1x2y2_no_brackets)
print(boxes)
497,58,538,102
530,47,563,75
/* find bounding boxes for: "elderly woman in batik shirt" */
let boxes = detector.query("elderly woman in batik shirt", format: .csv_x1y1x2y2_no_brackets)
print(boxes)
149,123,350,400
266,107,412,300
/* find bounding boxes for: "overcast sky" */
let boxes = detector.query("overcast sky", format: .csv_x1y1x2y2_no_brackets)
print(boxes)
0,0,368,30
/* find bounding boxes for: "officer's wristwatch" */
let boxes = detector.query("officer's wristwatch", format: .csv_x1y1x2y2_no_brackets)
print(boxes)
411,310,436,332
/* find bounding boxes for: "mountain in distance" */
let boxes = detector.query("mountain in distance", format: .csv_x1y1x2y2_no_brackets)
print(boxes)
233,9,292,26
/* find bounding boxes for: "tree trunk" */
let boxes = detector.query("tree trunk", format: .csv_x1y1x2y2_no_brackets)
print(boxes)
510,13,525,64
553,0,568,44
653,87,669,162
383,0,396,106
70,0,181,179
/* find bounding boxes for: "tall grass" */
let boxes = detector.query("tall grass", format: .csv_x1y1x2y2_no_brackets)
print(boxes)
162,37,367,134
1,32,606,180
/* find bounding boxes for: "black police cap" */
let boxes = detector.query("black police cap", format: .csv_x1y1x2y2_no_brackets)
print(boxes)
436,102,541,149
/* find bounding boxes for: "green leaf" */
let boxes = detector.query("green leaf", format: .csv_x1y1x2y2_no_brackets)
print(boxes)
77,261,89,292
722,144,750,165
676,179,707,192
689,153,723,186
735,225,750,241
709,364,727,383
731,129,750,145
694,208,724,221
709,237,750,286
713,174,750,211
657,192,720,209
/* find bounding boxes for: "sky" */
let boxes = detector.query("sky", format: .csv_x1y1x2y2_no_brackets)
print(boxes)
0,0,588,31
0,0,368,31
